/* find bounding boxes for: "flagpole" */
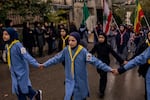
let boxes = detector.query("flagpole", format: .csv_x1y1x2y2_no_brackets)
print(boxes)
83,0,87,25
112,15,121,33
143,15,150,30
94,27,99,39
112,16,119,30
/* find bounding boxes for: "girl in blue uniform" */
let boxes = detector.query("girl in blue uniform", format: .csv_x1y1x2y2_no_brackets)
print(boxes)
40,32,114,100
114,46,150,100
3,27,42,100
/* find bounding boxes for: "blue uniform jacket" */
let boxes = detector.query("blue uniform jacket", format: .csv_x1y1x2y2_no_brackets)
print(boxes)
123,47,150,70
123,47,150,100
43,45,112,100
9,42,39,94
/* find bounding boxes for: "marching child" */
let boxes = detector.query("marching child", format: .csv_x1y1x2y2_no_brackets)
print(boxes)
3,27,42,100
58,28,69,67
40,32,114,100
58,28,69,52
90,32,127,98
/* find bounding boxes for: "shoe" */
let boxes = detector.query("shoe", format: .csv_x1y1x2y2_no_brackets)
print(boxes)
35,90,42,100
99,93,104,98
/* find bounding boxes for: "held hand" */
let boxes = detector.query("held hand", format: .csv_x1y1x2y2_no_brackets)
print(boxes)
39,64,44,69
123,60,128,65
111,69,119,75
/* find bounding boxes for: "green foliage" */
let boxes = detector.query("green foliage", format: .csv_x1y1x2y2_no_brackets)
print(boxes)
112,7,125,25
130,8,135,24
113,0,150,26
0,0,68,25
47,10,69,24
141,0,150,26
113,12,122,25
0,0,52,22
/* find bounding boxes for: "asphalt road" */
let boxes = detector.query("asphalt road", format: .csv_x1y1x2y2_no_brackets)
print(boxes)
0,43,145,100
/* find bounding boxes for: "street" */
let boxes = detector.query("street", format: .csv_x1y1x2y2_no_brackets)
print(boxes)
0,43,145,100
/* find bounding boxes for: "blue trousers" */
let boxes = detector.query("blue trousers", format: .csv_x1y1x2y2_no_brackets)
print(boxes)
16,86,36,100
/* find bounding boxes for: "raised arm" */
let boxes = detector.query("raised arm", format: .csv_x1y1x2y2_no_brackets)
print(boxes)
43,51,65,68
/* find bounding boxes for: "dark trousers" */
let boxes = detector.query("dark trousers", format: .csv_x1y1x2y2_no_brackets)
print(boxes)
97,69,107,94
16,86,36,100
26,47,33,57
38,46,43,57
46,38,53,54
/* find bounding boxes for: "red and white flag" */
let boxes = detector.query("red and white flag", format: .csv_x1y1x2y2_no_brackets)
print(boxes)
103,0,112,35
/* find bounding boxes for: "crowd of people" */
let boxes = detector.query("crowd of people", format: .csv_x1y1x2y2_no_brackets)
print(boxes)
0,20,79,62
1,19,150,100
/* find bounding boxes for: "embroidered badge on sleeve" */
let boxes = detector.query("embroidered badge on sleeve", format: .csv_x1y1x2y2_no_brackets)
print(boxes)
21,47,27,54
86,53,92,61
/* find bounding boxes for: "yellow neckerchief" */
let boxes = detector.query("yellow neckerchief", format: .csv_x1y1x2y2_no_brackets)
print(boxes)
61,35,69,49
146,39,150,46
68,45,83,79
146,39,150,64
6,40,20,69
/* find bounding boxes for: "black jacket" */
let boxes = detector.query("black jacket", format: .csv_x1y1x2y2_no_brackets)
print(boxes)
134,40,150,77
90,42,124,65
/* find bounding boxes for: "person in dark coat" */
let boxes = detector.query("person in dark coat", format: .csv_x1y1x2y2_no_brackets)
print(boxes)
90,32,127,98
33,22,45,57
49,22,57,52
79,24,89,49
0,20,5,62
69,21,77,33
58,28,69,67
58,28,69,52
116,24,130,60
22,22,35,56
5,19,13,28
43,22,52,55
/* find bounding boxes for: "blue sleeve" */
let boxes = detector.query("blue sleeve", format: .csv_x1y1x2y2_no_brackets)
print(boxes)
43,50,65,67
86,51,112,72
124,47,150,70
17,43,39,67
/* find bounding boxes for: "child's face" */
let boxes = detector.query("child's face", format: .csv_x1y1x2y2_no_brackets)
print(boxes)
3,31,10,42
98,35,105,43
68,36,77,48
120,26,125,31
60,29,66,37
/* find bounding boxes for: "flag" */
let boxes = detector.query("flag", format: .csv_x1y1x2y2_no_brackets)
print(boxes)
103,0,112,35
82,2,90,25
134,0,144,33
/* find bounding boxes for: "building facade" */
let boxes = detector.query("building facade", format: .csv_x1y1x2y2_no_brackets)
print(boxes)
51,0,102,30
6,0,103,30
